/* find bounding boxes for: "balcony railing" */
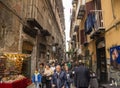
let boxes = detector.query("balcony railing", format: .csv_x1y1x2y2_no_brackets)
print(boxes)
76,0,86,19
90,10,105,39
92,10,105,30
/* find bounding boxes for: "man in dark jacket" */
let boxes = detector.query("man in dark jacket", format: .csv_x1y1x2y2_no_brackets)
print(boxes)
51,65,67,88
74,62,90,88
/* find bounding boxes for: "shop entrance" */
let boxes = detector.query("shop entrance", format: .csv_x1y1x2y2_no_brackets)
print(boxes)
96,37,107,83
22,41,33,78
22,57,31,78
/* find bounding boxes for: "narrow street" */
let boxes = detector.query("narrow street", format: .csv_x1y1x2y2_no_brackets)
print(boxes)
0,0,120,88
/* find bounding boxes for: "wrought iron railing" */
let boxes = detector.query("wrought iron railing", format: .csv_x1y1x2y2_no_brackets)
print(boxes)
90,10,105,31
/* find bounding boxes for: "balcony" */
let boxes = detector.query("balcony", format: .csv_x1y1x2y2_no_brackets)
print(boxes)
23,4,52,37
22,4,43,37
76,0,86,19
90,10,105,39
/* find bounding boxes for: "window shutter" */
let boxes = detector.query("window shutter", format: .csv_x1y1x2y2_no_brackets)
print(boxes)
86,1,95,14
80,30,86,45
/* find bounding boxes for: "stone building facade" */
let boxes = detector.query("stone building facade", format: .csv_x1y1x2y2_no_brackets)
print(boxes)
0,0,65,77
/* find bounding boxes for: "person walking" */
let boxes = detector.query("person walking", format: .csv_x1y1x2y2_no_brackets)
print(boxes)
74,62,90,88
67,62,72,70
39,63,44,74
51,65,67,88
51,62,56,72
89,71,98,88
65,66,72,88
72,61,79,86
32,68,42,88
44,64,53,88
39,63,45,88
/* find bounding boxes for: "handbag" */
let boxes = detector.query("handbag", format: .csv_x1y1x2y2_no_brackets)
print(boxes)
46,75,52,80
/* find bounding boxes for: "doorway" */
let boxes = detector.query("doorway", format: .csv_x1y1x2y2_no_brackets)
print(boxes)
22,41,33,78
22,57,31,78
96,37,107,83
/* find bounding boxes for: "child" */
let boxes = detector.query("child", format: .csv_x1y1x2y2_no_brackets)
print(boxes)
32,69,42,88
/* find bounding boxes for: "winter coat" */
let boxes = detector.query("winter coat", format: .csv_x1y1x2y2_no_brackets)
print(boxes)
74,65,90,88
51,71,67,88
32,73,42,83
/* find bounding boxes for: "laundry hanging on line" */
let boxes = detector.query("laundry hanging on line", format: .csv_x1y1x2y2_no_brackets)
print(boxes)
84,13,96,35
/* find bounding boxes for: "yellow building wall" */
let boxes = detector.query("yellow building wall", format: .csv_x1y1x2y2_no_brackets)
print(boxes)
114,0,120,19
105,26,120,58
101,0,120,59
88,40,96,69
101,0,114,28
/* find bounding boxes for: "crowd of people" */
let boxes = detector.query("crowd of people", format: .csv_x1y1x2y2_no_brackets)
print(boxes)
32,60,97,88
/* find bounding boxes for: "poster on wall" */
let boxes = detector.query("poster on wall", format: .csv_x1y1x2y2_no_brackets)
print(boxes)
110,46,120,70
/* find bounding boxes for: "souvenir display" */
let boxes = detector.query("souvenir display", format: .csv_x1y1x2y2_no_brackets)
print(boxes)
0,53,27,83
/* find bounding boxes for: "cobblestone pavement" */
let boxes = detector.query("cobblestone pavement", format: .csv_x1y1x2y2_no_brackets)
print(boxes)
27,83,75,88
